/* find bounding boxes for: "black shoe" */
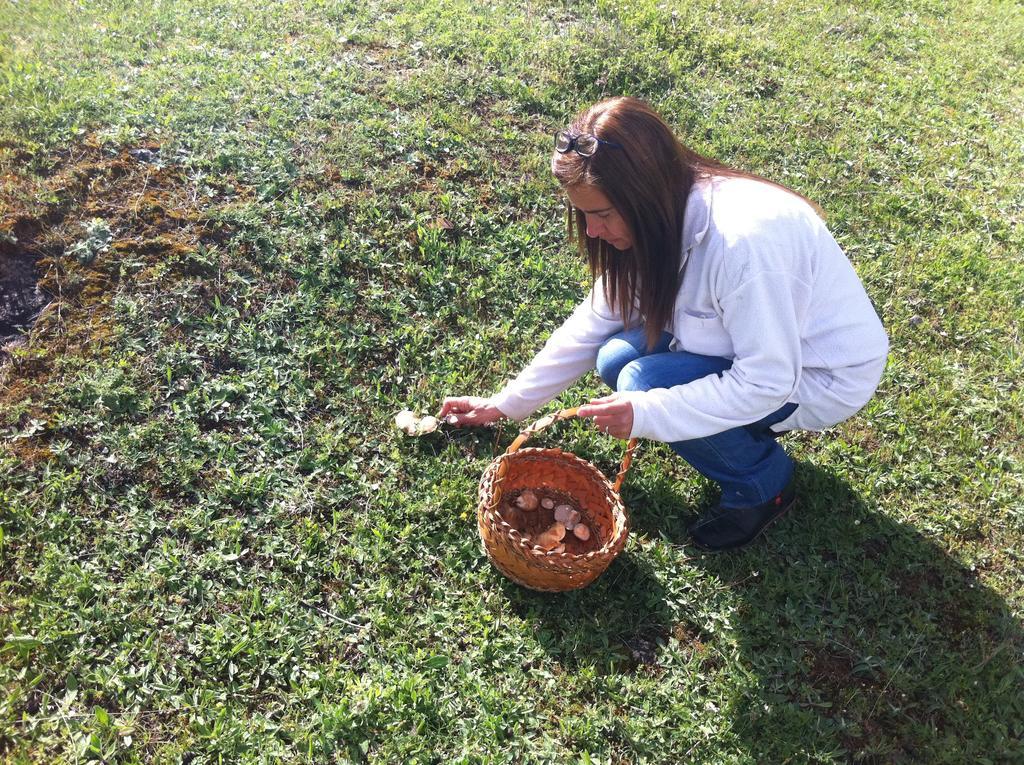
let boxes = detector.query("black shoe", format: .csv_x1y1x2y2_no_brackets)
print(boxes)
688,479,797,551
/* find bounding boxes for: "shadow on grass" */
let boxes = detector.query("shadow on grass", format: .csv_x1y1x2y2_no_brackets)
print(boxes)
500,460,1024,762
500,552,675,674
686,462,1022,762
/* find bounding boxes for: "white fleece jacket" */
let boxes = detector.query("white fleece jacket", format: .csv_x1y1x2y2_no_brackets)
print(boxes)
490,176,889,443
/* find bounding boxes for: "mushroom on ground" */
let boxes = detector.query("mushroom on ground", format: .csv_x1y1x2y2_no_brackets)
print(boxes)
394,410,419,435
417,415,439,434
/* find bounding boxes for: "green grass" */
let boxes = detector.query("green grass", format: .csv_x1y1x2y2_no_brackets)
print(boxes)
2,0,1023,762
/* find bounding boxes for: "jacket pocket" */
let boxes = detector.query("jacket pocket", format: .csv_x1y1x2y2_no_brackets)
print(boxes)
674,309,733,358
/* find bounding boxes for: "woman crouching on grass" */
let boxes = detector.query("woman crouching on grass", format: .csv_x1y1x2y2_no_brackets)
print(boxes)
439,97,889,551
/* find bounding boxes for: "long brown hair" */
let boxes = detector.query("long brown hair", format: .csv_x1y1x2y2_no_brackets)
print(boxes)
552,96,819,351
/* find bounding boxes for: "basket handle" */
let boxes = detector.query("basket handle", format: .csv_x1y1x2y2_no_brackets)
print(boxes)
500,407,638,493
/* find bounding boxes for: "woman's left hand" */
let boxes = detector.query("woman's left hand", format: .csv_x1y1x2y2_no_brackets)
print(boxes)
578,393,634,439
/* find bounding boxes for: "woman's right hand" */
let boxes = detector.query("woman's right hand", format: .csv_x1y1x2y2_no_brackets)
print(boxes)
437,396,506,427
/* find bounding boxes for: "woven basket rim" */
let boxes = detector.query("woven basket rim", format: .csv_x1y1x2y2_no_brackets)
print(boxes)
478,446,629,564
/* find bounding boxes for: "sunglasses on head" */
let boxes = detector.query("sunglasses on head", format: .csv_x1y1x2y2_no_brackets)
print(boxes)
554,130,623,157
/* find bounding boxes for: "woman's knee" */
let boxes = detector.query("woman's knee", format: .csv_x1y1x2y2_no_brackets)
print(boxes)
596,336,641,390
616,359,653,392
597,328,671,390
616,351,732,393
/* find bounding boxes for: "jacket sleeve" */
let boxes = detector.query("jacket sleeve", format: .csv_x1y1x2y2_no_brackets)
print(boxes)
626,265,811,442
490,280,626,421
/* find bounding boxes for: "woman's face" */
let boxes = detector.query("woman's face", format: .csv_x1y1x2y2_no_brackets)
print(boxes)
565,185,633,251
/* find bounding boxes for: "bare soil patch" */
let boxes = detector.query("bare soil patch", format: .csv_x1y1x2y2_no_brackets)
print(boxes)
0,137,237,453
0,219,49,345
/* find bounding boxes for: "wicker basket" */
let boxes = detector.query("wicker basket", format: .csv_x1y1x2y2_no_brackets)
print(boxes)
477,407,634,592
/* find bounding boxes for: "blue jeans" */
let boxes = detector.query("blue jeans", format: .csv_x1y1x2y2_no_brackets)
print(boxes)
596,327,797,508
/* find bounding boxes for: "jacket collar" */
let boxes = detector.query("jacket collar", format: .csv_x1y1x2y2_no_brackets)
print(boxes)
680,177,714,269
